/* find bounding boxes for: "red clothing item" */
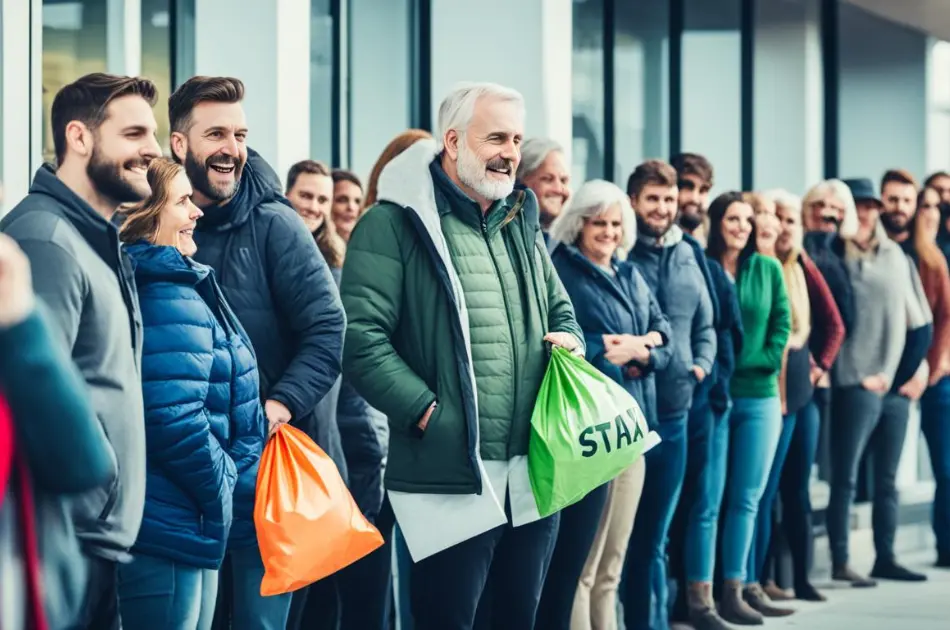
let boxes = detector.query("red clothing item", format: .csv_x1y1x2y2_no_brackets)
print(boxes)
0,394,48,630
915,254,950,380
800,251,845,372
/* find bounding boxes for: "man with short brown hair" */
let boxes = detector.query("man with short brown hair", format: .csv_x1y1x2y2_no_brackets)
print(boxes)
623,158,717,630
168,75,345,630
1,72,161,630
671,152,714,245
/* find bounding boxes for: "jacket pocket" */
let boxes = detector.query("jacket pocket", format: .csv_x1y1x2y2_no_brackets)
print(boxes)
97,476,119,521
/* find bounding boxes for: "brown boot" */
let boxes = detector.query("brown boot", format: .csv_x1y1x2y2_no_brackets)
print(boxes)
718,580,763,626
743,583,795,617
762,580,794,601
686,582,734,630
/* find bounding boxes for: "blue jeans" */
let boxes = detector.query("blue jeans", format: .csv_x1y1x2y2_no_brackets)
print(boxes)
212,546,292,630
685,405,731,582
721,397,782,581
778,399,821,587
117,554,218,630
622,415,688,630
747,408,798,583
921,377,950,558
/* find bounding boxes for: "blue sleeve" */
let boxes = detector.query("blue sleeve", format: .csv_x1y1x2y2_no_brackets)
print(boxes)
644,288,674,373
140,294,236,523
0,303,115,493
687,235,720,328
583,332,625,384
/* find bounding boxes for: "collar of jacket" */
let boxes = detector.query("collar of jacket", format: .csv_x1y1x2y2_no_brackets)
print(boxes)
124,240,212,286
29,164,120,264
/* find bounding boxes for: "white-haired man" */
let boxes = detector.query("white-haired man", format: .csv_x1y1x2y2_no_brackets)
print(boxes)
340,83,583,629
516,137,571,242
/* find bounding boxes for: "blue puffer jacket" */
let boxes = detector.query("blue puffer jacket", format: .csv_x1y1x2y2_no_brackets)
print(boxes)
126,242,266,566
552,244,673,428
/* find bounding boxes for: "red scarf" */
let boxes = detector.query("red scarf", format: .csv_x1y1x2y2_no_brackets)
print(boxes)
0,394,48,630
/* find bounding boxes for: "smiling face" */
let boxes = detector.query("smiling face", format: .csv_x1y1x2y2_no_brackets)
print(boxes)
445,95,524,205
776,204,802,259
171,101,248,207
579,203,624,266
632,184,678,238
83,95,162,204
754,200,780,254
152,170,203,257
331,179,363,241
677,174,711,232
721,201,754,254
522,151,571,228
287,172,333,234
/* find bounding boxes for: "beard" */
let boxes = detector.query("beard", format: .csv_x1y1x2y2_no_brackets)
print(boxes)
184,150,245,203
86,146,150,205
636,213,673,239
678,205,705,232
457,138,515,201
880,211,909,235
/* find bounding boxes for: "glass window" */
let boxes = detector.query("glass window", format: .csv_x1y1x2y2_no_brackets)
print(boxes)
142,0,171,152
42,0,110,164
614,1,670,184
572,0,605,184
681,0,742,193
348,0,413,179
311,0,336,164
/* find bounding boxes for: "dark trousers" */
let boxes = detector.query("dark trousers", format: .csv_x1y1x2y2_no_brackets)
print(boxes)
827,387,910,567
288,497,396,630
536,482,611,630
921,376,950,558
668,393,715,621
70,556,121,630
410,505,559,630
622,415,688,630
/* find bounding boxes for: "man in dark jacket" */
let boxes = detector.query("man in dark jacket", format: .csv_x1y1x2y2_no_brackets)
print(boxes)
167,76,345,630
0,73,159,630
341,83,583,630
624,159,717,630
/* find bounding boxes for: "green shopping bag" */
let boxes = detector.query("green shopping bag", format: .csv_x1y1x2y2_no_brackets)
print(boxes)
528,346,653,517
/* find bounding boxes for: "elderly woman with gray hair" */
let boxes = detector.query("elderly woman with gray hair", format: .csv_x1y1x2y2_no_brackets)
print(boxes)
535,180,672,630
516,137,571,240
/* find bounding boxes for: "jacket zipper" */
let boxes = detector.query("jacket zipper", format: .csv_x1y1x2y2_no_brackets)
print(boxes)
482,215,519,458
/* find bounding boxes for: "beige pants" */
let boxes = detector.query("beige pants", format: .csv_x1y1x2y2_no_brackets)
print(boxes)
571,457,647,630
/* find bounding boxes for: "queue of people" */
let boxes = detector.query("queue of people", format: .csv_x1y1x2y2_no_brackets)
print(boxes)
0,70,948,630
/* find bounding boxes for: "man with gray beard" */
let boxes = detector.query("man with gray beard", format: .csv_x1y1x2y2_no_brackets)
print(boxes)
340,82,583,630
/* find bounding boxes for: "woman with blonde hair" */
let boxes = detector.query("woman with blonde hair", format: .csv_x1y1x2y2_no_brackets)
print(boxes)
542,179,671,630
116,158,266,630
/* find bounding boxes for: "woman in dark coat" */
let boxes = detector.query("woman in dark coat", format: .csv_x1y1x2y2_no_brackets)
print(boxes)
117,158,266,630
537,179,672,630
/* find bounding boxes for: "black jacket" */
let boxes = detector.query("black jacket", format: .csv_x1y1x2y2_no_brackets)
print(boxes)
191,149,346,469
803,231,855,335
704,257,744,414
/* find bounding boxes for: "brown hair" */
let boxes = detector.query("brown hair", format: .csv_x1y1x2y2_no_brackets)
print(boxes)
881,168,919,192
742,191,776,217
286,159,331,193
119,157,184,243
913,186,945,270
364,129,434,208
332,169,363,191
625,159,677,199
168,76,244,134
924,171,950,189
670,152,714,187
52,73,158,166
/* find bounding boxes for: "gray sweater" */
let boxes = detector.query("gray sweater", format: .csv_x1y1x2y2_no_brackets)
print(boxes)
0,166,146,562
834,227,931,388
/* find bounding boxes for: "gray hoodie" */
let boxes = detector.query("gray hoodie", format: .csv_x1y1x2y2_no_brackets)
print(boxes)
0,166,145,561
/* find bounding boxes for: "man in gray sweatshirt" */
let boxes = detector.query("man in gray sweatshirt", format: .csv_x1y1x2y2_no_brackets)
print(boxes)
0,73,159,630
827,177,931,587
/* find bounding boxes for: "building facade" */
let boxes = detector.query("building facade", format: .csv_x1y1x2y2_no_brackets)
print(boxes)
0,0,946,492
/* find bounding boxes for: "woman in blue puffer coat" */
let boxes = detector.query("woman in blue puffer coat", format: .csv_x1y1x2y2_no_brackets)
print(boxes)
116,158,266,630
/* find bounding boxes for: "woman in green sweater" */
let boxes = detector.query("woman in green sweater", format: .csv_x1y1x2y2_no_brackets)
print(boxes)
705,192,792,625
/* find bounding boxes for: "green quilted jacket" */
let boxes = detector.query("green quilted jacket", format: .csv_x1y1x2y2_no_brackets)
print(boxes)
340,144,582,495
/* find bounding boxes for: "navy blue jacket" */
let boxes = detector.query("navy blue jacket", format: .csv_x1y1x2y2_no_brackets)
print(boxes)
704,257,744,413
552,244,673,428
126,242,265,564
191,149,348,488
629,232,717,418
803,231,855,335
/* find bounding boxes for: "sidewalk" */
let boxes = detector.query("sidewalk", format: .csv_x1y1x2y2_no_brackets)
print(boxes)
767,555,950,629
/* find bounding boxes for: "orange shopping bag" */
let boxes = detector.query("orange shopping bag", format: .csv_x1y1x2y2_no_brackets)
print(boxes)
255,424,383,596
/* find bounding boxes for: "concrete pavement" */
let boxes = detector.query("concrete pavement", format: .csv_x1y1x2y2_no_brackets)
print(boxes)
766,555,950,629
